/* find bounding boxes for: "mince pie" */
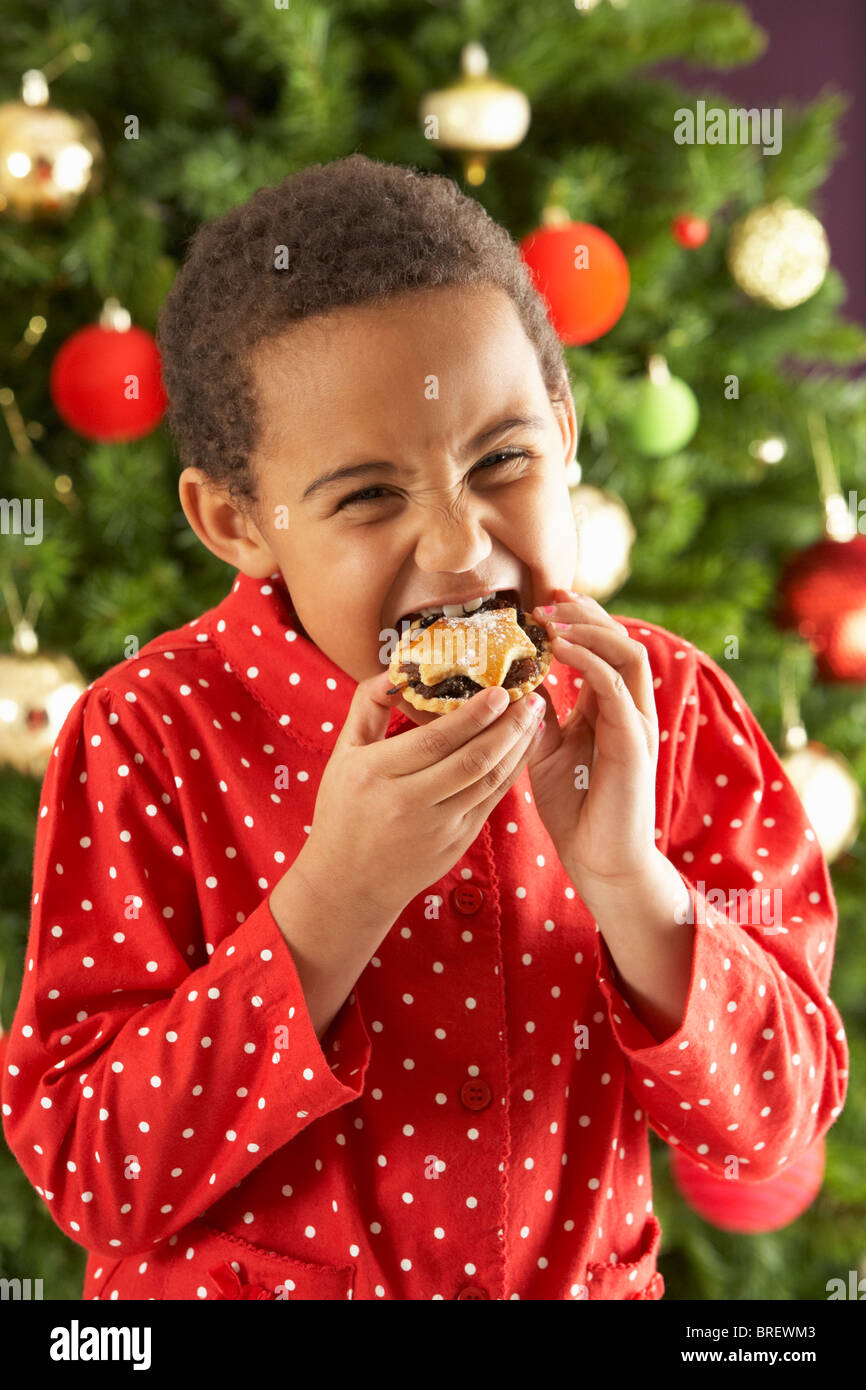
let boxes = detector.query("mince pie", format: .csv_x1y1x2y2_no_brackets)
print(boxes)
387,593,552,714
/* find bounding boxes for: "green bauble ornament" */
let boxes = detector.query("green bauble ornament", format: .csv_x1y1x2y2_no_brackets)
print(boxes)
629,355,699,457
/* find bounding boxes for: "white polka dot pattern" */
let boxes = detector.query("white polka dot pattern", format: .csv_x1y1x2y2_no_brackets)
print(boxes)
0,572,848,1303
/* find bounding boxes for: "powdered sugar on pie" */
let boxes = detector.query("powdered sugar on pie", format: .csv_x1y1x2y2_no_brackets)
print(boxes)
387,602,552,714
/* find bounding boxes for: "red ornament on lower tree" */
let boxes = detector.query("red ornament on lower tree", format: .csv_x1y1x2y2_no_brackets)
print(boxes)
519,219,630,345
50,322,167,442
671,1139,825,1234
774,534,866,682
671,213,711,248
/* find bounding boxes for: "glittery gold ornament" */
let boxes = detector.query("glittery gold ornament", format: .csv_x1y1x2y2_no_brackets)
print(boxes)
0,619,86,776
0,69,103,220
727,199,829,309
418,42,530,186
570,484,636,600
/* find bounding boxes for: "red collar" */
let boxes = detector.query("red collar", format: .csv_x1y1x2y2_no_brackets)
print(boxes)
200,569,415,754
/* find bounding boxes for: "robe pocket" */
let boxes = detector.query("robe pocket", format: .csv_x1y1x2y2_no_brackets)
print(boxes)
158,1220,356,1301
585,1212,664,1301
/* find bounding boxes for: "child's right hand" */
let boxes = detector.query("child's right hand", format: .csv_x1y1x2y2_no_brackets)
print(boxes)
301,671,546,918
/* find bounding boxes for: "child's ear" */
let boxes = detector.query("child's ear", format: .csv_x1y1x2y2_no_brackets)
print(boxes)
550,373,578,470
178,467,277,577
234,548,281,580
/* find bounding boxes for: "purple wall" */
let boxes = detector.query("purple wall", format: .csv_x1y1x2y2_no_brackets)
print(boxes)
653,0,866,336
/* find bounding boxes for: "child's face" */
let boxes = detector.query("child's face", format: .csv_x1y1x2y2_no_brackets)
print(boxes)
181,283,578,727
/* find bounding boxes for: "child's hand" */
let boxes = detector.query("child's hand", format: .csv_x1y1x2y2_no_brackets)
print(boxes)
525,590,660,899
302,671,545,918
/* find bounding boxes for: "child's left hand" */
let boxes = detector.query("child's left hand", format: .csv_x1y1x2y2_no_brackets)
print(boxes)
526,589,660,899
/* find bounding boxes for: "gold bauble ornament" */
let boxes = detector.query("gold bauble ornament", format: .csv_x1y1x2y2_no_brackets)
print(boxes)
0,619,86,776
0,69,103,220
418,42,530,186
727,199,829,310
570,483,636,601
780,731,861,864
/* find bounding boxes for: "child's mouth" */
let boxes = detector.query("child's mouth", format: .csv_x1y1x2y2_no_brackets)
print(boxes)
397,586,521,629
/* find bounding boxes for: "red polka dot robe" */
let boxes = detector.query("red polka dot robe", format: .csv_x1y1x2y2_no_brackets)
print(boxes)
1,570,849,1301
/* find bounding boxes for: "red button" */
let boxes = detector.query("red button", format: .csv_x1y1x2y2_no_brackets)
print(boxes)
460,1079,492,1111
451,884,484,914
456,1285,489,1300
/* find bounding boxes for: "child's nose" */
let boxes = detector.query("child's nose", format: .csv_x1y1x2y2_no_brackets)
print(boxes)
411,511,491,575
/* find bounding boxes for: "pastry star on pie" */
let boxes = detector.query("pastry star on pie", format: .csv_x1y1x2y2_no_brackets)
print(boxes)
387,593,553,714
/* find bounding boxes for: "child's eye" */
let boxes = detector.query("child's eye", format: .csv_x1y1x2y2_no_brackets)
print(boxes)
474,448,529,473
335,449,529,511
336,485,390,510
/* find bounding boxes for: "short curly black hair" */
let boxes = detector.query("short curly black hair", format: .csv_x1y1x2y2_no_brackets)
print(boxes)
157,152,570,515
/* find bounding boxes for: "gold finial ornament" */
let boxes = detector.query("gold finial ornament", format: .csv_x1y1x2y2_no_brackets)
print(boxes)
418,42,530,185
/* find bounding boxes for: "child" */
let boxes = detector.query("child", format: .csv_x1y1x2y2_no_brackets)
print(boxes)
1,154,848,1302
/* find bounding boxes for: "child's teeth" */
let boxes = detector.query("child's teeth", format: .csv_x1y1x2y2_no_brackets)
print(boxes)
417,590,503,621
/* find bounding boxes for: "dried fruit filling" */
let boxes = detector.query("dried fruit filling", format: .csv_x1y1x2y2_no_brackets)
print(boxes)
399,593,547,698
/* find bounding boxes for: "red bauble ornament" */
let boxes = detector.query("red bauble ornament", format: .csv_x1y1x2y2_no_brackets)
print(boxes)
671,214,711,248
671,1139,825,1234
519,220,629,345
774,534,866,682
823,608,866,681
50,323,167,441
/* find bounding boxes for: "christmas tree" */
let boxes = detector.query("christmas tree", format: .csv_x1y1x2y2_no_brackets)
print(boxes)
2,0,864,1300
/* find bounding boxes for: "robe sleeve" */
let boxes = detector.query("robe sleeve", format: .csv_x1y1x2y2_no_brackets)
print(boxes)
0,687,371,1258
594,642,849,1182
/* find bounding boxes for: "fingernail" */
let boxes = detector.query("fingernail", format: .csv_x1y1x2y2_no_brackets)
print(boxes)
488,687,510,713
528,693,545,713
